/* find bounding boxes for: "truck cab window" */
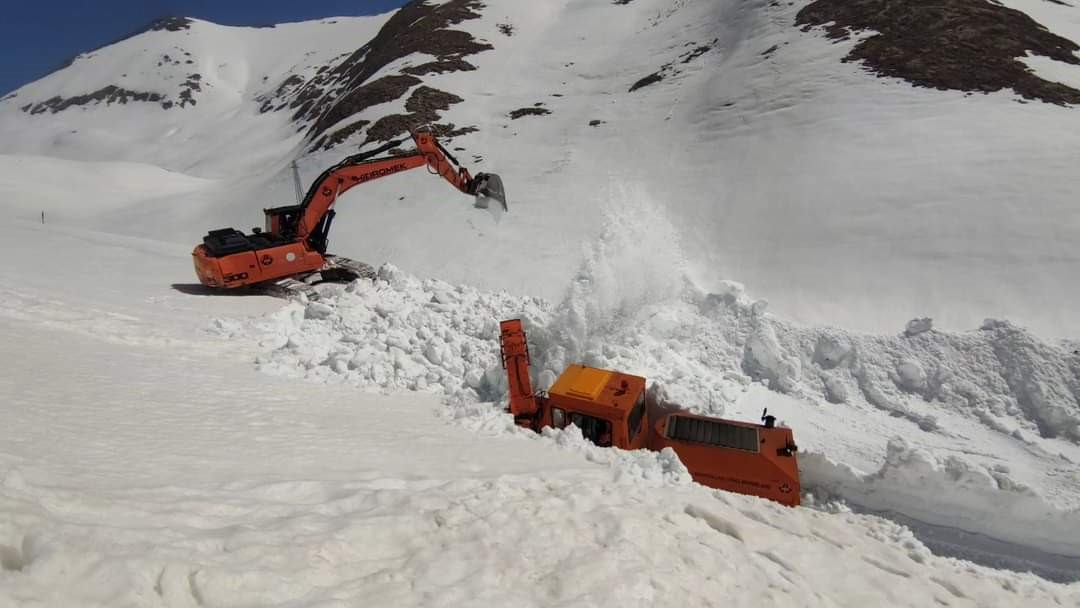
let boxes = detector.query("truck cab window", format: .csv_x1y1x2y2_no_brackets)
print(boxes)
628,393,646,441
552,407,566,428
570,413,613,447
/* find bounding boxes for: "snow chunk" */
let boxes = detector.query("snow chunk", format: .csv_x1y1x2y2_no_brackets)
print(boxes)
904,317,933,337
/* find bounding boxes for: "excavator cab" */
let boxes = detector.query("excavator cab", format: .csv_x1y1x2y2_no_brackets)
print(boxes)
264,205,301,237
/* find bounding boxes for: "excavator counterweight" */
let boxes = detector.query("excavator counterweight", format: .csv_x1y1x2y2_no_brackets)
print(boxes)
192,129,506,296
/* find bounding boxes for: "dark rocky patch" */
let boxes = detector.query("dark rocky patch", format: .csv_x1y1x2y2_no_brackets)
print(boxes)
796,0,1080,105
291,0,492,141
629,71,665,92
177,73,202,108
680,43,713,64
313,119,371,151
630,39,717,92
24,72,204,113
252,0,491,151
509,106,552,119
401,58,478,76
678,39,717,63
311,74,422,137
363,86,471,144
148,17,193,32
177,90,196,107
365,116,476,146
289,78,330,123
23,86,164,114
497,23,514,36
257,74,305,113
406,86,465,114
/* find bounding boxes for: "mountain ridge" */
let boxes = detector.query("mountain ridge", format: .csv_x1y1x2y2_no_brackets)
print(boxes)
2,0,1080,342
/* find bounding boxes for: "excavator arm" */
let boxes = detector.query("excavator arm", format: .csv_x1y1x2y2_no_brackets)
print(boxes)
292,129,507,250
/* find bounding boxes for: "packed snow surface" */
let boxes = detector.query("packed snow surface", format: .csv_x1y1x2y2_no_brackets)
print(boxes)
3,220,1080,606
2,0,1080,603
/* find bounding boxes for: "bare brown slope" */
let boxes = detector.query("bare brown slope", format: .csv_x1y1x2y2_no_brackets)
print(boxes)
258,0,492,150
796,0,1080,105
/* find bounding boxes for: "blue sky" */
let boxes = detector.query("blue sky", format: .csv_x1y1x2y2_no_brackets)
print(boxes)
0,1,409,95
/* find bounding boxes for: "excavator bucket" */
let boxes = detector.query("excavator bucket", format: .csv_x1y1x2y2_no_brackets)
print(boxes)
472,173,508,221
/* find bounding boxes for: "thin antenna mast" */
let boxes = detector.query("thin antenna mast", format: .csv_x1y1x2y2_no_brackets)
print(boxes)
291,160,304,204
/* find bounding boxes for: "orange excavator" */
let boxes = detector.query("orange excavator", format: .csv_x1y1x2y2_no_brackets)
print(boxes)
192,129,506,296
499,319,801,506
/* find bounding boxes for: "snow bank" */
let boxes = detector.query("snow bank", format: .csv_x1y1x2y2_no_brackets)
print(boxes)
218,196,1080,573
220,251,1080,544
230,264,548,400
802,438,1080,559
785,317,1080,443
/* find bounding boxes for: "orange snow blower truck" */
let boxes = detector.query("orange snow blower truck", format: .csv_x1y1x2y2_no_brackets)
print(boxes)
192,129,506,295
500,319,801,506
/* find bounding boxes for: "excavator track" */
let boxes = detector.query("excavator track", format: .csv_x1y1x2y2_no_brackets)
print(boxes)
321,255,377,282
260,256,377,300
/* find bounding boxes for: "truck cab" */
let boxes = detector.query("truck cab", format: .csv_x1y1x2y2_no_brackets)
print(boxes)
544,364,648,451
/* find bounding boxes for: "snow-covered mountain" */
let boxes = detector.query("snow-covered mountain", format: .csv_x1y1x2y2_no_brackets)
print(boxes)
2,0,1080,604
3,0,1080,338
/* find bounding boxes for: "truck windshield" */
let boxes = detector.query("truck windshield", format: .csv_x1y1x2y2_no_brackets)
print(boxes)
570,413,613,447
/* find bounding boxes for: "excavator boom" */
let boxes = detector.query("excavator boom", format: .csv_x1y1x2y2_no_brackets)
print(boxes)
292,131,507,248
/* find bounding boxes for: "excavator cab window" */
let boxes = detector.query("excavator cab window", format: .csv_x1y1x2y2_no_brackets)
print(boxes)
569,412,613,447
